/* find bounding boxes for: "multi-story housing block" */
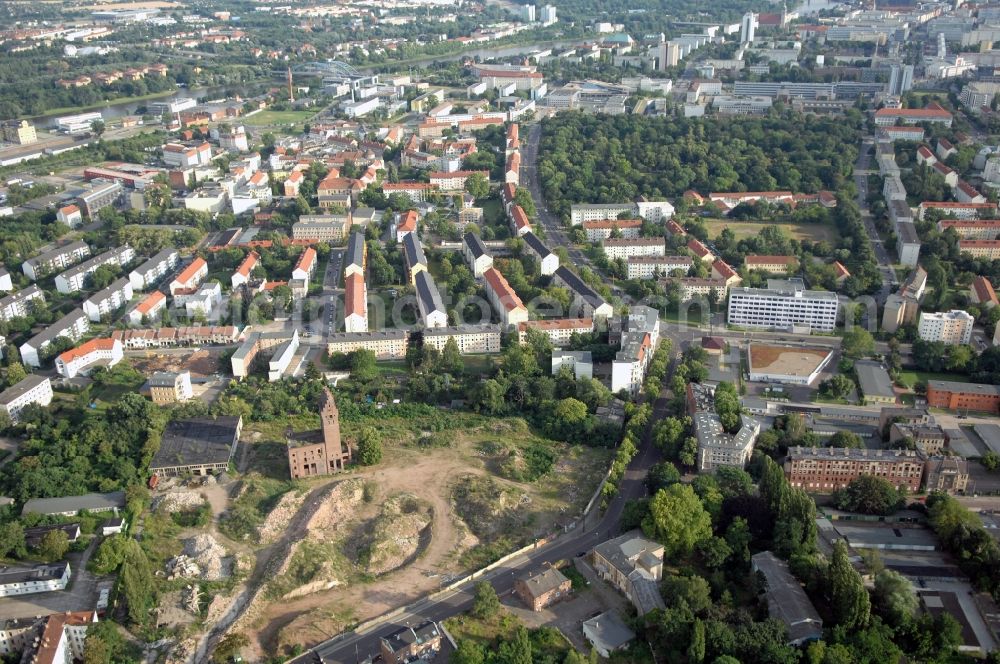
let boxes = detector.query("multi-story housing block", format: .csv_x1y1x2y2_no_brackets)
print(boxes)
728,278,838,332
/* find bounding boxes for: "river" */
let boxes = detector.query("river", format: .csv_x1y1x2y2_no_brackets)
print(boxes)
29,85,232,128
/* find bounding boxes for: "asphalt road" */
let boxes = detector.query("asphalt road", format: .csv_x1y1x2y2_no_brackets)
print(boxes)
294,358,674,664
853,137,898,307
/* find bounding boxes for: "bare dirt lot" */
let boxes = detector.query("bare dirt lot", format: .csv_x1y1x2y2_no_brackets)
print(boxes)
128,348,224,376
238,416,610,660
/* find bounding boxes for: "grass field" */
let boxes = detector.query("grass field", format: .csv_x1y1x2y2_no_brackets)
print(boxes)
243,110,317,126
702,219,841,243
896,370,970,390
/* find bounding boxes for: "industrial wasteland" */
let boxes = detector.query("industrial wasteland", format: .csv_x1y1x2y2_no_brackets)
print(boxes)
9,0,1000,662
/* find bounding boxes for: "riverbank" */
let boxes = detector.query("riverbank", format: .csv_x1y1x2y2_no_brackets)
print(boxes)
20,88,181,122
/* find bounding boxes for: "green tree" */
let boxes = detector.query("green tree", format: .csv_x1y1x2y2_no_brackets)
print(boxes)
465,172,490,200
452,640,486,664
688,618,706,664
472,581,501,619
828,431,864,448
0,521,25,558
829,540,871,629
356,427,383,465
646,461,681,494
714,466,753,498
497,626,532,664
212,633,249,664
440,337,464,374
91,120,106,137
833,475,903,515
873,569,917,628
842,328,876,359
5,362,26,387
984,451,1000,471
643,484,712,558
350,349,379,382
84,619,131,664
821,374,855,400
36,529,69,561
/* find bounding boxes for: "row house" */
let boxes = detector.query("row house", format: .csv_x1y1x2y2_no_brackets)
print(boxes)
110,325,241,349
383,181,437,203
423,324,502,354
602,238,665,261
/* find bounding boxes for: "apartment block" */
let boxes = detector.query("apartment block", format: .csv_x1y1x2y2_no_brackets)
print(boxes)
728,279,838,333
517,318,595,347
463,232,493,277
925,380,1000,414
169,257,208,295
292,247,317,282
292,215,351,243
402,234,428,285
626,256,692,280
344,272,368,333
149,371,193,404
582,219,643,242
602,238,666,261
553,266,613,319
570,203,635,225
917,310,974,345
20,308,90,367
82,278,133,321
423,324,502,354
483,267,529,327
126,290,166,325
344,231,367,278
0,375,53,423
611,305,659,395
745,255,797,273
327,330,409,359
22,241,91,281
54,245,135,294
55,338,123,379
522,232,558,275
128,248,180,291
784,446,924,493
959,240,1000,260
0,285,44,323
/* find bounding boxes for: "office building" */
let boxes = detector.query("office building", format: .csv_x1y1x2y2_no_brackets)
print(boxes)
727,279,839,333
292,215,351,243
917,310,974,345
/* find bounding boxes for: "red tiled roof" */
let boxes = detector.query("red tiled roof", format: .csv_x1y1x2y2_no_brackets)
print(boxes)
483,267,524,312
398,210,418,232
295,247,317,272
58,338,118,364
235,251,259,277
136,290,165,314
174,257,207,285
345,272,366,316
972,276,998,304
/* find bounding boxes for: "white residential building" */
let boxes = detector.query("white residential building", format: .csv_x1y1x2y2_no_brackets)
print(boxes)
292,247,317,282
344,272,368,333
128,248,180,291
570,203,635,225
20,309,90,367
415,271,448,328
0,267,11,293
82,278,133,322
169,258,208,295
483,267,529,327
552,350,593,380
54,246,135,294
602,238,666,261
611,305,660,394
917,310,974,345
463,232,493,277
0,375,53,423
22,241,91,281
627,256,692,280
0,562,70,597
268,330,300,382
727,279,839,333
177,282,222,317
55,338,124,378
0,285,44,323
521,232,559,275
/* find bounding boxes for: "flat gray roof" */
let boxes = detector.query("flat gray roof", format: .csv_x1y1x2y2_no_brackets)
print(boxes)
150,416,241,470
0,374,49,406
929,380,1000,396
23,490,125,515
854,360,896,400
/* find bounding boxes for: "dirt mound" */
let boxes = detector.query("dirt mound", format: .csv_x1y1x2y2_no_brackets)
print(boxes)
355,494,432,576
307,478,365,534
168,534,232,581
451,474,528,540
153,490,207,513
258,490,307,544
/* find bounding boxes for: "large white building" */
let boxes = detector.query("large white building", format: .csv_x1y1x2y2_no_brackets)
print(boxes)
627,256,692,280
727,279,839,333
344,272,369,333
463,232,493,277
22,241,91,281
483,267,529,327
0,375,53,423
55,338,124,379
0,561,70,597
917,310,974,345
268,330,300,382
423,324,503,354
602,238,666,261
570,203,635,225
82,278,133,322
415,271,448,328
521,232,559,276
696,409,761,472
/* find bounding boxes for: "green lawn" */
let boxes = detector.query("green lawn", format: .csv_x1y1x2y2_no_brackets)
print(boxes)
243,110,316,126
896,370,970,390
481,198,504,227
